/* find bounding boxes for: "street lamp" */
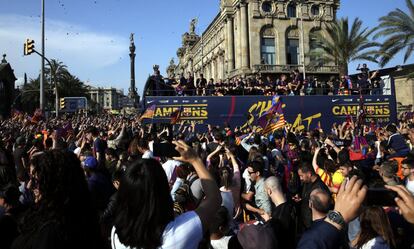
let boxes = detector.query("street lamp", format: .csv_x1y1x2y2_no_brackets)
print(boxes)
40,0,45,112
299,1,306,80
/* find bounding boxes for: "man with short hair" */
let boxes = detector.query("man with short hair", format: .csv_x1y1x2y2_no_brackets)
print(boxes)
379,160,400,186
245,161,272,216
85,126,106,165
105,148,119,176
309,188,333,221
137,137,153,159
295,162,330,230
264,176,296,249
385,124,410,158
402,157,414,195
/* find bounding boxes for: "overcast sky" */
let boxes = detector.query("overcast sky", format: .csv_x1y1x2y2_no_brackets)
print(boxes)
0,0,409,95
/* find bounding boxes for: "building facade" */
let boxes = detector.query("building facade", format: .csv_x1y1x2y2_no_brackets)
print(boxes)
87,86,124,111
173,0,340,80
0,55,16,119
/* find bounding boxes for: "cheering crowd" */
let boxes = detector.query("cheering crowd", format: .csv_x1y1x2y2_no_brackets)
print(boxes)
0,109,414,249
164,64,384,97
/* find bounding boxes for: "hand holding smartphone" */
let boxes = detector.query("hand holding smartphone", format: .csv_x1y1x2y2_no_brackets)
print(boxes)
153,142,181,158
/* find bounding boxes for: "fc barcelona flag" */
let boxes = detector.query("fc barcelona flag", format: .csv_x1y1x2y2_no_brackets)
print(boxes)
139,105,156,121
256,95,284,129
258,96,286,135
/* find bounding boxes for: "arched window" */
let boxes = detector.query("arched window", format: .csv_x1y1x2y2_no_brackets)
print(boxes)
286,28,300,65
261,26,276,65
287,3,297,18
311,5,320,16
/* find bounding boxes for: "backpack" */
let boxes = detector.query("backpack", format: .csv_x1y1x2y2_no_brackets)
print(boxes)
174,175,200,214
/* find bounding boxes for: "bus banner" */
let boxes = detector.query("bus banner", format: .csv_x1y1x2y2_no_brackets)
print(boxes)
144,95,397,132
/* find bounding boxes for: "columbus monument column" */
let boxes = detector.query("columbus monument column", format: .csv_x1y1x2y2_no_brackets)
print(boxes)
128,33,139,106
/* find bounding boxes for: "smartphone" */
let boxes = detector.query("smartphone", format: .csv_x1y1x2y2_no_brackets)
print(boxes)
153,142,180,158
365,188,397,207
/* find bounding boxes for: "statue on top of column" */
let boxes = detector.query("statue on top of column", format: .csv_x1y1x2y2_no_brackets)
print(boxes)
189,18,197,34
130,33,134,45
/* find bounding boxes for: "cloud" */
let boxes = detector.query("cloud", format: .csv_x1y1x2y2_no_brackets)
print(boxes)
0,14,128,87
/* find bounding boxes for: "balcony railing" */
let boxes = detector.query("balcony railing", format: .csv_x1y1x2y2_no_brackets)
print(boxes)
253,64,339,74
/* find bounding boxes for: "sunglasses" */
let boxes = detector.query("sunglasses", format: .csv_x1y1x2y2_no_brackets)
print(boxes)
248,171,257,175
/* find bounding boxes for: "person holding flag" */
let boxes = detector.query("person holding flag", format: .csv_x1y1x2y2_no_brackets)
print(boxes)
256,95,286,135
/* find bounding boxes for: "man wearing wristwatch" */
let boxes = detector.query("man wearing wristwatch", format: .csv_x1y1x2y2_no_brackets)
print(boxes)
297,176,367,249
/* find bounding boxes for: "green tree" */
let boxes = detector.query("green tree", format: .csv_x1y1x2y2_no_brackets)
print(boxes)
58,73,88,98
20,59,89,113
375,0,414,69
309,17,379,76
45,59,70,85
20,77,53,113
44,59,88,98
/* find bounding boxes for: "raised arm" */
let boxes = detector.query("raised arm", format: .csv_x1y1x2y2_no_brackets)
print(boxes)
325,138,341,154
312,147,321,173
206,145,222,163
173,140,221,233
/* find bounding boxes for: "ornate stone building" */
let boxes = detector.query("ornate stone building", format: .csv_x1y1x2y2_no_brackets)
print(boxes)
173,0,340,80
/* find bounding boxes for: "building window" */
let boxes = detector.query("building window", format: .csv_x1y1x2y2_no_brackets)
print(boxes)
261,1,272,13
261,38,276,65
287,4,297,18
287,28,300,65
287,38,299,65
311,5,320,16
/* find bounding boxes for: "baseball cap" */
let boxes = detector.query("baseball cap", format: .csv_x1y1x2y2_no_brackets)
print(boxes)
83,156,98,169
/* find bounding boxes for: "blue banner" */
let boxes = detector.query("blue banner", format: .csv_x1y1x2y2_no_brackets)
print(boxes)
144,95,397,132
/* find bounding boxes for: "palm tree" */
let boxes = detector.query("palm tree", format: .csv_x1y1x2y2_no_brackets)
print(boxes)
59,73,88,98
45,59,70,83
21,77,53,113
375,0,414,68
45,59,88,98
309,17,379,76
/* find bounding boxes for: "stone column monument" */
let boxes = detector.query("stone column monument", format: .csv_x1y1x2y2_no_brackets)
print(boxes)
128,33,139,106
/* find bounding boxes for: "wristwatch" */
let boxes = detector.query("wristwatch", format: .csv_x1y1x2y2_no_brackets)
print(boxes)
327,210,346,227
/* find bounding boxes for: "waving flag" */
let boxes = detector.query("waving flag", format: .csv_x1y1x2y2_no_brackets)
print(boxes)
170,107,183,125
139,105,156,121
257,96,286,135
257,95,284,128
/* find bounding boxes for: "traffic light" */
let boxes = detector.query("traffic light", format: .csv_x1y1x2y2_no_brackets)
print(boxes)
60,98,66,110
24,39,35,56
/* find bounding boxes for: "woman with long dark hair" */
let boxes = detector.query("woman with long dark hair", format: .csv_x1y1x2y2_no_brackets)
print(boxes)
112,140,221,249
11,150,102,249
352,206,395,249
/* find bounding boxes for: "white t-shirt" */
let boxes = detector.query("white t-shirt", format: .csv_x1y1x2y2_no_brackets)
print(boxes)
111,211,203,249
361,237,390,249
142,150,153,159
210,236,232,249
162,160,181,183
406,178,414,196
